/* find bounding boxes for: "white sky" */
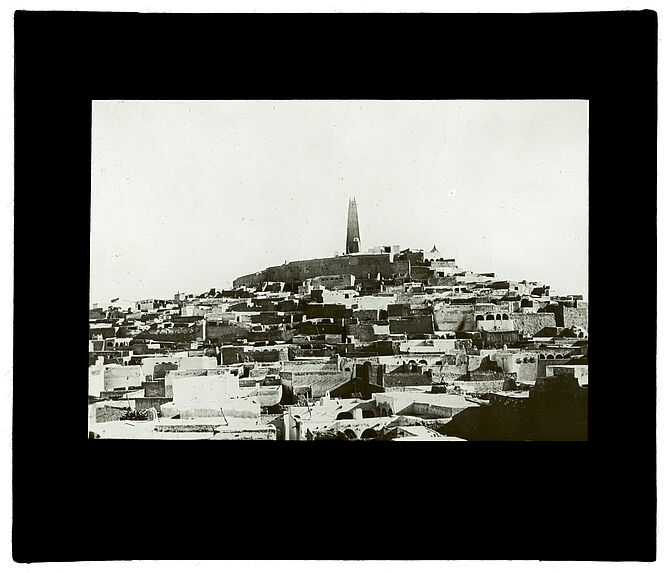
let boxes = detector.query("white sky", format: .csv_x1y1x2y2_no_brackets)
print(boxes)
90,99,588,306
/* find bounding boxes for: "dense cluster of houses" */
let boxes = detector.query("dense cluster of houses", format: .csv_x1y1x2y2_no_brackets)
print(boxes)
89,240,588,440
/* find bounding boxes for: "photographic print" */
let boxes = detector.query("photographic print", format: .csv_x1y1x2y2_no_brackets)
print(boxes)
88,99,589,441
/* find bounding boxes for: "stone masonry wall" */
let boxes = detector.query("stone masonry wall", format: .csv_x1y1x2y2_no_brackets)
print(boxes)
561,306,589,330
511,313,557,337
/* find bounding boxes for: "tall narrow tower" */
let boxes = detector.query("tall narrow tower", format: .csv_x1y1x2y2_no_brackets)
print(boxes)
346,197,361,254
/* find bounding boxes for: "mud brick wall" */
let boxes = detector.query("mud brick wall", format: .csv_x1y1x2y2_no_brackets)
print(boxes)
134,397,172,412
143,381,166,397
95,405,129,423
471,380,505,393
203,324,251,343
561,306,589,330
511,313,557,336
433,303,476,332
346,323,376,342
384,372,433,387
389,315,434,335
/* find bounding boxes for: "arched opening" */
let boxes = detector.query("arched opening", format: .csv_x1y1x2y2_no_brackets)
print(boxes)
486,314,495,321
419,359,428,366
343,429,357,440
495,314,502,320
547,354,555,360
539,354,545,360
362,410,375,418
475,315,485,321
336,411,354,420
361,428,378,440
502,314,509,320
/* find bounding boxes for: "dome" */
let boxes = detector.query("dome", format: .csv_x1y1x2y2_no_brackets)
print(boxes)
428,245,442,260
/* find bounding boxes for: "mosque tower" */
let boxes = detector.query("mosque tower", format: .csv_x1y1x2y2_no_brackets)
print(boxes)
428,245,442,261
345,197,361,254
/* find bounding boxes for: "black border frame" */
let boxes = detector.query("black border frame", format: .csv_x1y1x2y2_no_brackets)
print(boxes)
14,10,657,562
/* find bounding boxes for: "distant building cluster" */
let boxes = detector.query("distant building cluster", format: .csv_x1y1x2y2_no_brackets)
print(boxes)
89,198,588,440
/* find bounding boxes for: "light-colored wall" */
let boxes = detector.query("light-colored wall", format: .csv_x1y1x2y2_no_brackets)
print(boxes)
141,356,177,377
88,363,105,397
180,356,218,370
373,392,478,417
355,295,396,311
371,323,390,336
172,373,240,408
476,318,514,332
103,365,144,391
320,289,359,307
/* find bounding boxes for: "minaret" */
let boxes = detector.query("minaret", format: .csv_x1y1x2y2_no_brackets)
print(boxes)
346,197,361,254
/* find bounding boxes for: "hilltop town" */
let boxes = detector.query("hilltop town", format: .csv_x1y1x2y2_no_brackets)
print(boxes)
89,198,588,441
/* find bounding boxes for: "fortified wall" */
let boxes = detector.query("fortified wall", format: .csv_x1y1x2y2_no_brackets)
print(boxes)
233,253,411,288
